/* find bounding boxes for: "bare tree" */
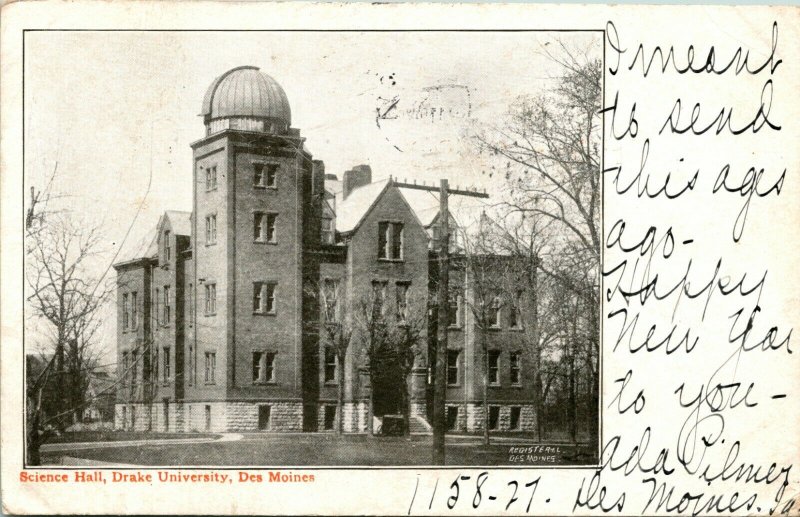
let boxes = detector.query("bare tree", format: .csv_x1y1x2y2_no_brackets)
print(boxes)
319,278,353,435
25,211,113,458
475,40,601,449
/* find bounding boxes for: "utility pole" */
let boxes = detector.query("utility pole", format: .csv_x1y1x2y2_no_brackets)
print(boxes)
433,179,449,464
390,178,488,464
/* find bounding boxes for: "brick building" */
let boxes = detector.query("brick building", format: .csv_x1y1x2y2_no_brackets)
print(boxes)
113,66,536,434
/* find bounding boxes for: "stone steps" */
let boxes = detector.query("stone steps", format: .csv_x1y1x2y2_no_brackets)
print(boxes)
409,414,432,435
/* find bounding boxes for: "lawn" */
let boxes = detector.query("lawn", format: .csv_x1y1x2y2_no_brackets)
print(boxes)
42,434,597,467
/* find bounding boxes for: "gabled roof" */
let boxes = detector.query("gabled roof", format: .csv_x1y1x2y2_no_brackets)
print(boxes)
334,179,391,234
116,210,192,267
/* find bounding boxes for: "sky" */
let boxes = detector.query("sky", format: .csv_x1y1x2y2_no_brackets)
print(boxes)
23,30,601,362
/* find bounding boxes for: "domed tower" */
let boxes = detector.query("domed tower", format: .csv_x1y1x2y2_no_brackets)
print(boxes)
200,66,292,136
188,66,324,432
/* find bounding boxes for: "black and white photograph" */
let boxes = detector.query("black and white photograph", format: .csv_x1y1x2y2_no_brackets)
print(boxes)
23,29,602,468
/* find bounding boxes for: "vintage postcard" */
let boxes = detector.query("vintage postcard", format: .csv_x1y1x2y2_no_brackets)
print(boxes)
1,2,798,515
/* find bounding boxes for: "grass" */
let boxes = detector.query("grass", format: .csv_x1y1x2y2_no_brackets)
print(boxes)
45,430,220,444
42,433,597,466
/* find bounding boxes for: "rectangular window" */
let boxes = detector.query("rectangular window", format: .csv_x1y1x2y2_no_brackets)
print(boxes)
162,347,170,383
152,347,159,382
254,163,277,188
510,352,521,386
131,351,137,388
324,346,337,383
122,294,129,330
378,222,389,259
122,351,129,381
371,281,387,319
131,292,138,330
188,284,194,325
254,213,277,243
205,165,217,191
258,405,270,430
154,288,160,326
205,214,217,245
322,279,339,322
321,218,334,244
395,282,409,323
205,352,216,384
253,282,263,313
446,406,458,431
205,405,211,431
489,406,500,430
253,212,264,241
378,222,403,260
447,349,460,385
188,345,194,385
391,222,403,260
488,296,501,328
252,351,263,382
509,290,522,329
164,230,171,261
265,213,276,243
205,283,216,315
264,352,276,382
323,405,336,431
447,294,460,328
163,285,171,324
264,283,276,314
488,350,500,385
510,407,521,430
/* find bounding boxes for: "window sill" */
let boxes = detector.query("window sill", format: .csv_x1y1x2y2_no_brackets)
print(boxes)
447,325,462,330
204,382,216,386
252,381,278,386
324,381,338,386
253,185,277,190
509,327,525,332
205,313,217,317
205,242,218,247
206,188,218,193
377,258,404,263
252,311,277,316
253,240,278,245
446,383,461,388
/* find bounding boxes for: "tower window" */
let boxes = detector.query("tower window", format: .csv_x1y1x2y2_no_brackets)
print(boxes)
254,163,278,188
251,352,277,382
205,214,217,245
205,165,218,191
254,213,277,243
204,352,216,384
204,283,217,315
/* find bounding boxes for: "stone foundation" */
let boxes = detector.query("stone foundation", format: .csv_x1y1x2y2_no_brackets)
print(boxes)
342,401,368,433
465,403,536,433
115,401,303,432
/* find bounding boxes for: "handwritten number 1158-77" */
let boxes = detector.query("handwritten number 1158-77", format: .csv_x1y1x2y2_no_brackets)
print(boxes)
408,473,543,514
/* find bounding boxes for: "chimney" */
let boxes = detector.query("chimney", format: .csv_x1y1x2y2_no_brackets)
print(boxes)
342,164,372,199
